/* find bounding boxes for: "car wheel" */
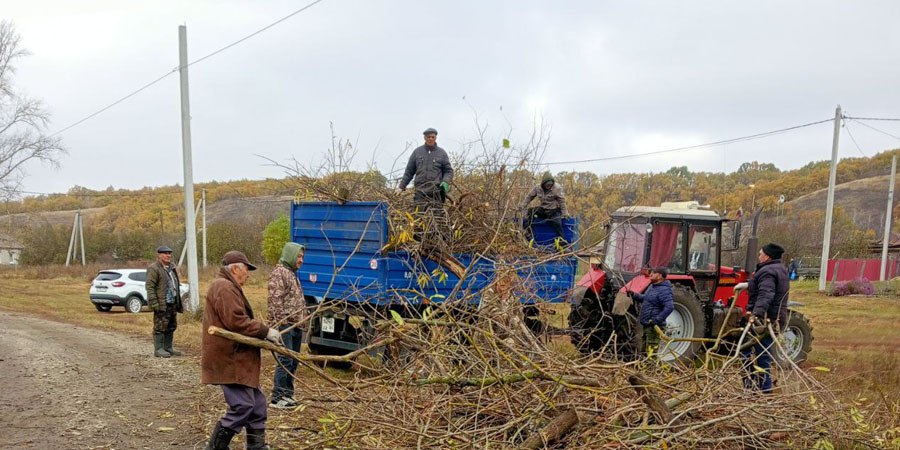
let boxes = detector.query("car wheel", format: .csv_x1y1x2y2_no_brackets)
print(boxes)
95,304,112,312
125,295,143,314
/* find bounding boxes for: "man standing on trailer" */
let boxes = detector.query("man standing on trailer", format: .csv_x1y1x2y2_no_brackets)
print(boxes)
397,127,454,212
741,242,790,393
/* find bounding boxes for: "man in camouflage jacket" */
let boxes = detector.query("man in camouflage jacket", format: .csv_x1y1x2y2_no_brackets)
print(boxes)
146,245,183,358
267,242,307,408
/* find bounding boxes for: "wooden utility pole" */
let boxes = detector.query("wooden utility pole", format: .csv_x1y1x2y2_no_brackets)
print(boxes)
880,155,897,281
818,106,841,291
179,25,200,312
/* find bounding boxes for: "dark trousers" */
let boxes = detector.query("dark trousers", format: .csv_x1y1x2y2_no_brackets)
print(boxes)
272,327,303,401
220,384,267,432
525,207,565,240
741,334,774,393
153,307,177,334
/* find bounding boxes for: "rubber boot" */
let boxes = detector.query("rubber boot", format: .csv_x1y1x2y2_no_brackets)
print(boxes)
164,332,182,356
246,428,270,450
153,333,171,358
204,421,236,450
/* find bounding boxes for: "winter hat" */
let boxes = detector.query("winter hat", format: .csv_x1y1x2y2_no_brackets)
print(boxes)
761,243,785,260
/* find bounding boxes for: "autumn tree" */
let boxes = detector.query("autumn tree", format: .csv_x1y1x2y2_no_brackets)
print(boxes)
0,21,64,200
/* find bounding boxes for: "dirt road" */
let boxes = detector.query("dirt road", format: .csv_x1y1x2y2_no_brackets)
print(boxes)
0,310,210,449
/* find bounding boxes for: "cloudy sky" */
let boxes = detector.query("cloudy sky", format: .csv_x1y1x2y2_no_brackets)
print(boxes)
4,0,900,195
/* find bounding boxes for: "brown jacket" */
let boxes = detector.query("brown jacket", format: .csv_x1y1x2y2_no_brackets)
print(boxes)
146,261,183,313
201,268,270,387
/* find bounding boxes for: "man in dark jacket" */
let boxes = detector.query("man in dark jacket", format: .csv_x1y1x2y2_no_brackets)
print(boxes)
146,246,182,358
519,172,569,242
629,267,675,355
201,251,283,450
741,242,790,393
397,128,454,212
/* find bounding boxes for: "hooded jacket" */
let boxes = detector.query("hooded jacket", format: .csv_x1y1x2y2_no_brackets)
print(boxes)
267,243,306,326
634,279,675,326
201,267,270,387
747,259,790,328
519,173,568,215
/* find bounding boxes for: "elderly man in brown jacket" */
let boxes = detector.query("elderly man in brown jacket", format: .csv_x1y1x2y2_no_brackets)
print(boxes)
201,251,282,450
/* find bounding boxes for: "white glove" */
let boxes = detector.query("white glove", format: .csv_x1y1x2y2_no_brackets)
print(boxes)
734,282,748,291
266,328,283,345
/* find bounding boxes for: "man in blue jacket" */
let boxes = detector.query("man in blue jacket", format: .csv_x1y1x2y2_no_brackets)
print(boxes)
629,267,675,355
741,242,789,393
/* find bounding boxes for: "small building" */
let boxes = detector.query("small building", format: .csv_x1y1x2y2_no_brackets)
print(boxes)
0,233,23,265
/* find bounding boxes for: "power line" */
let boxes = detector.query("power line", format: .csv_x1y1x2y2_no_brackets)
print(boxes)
848,118,900,141
49,0,327,137
844,116,900,122
841,118,867,157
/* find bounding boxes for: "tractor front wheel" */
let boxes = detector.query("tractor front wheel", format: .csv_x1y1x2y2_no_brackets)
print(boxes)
651,285,706,364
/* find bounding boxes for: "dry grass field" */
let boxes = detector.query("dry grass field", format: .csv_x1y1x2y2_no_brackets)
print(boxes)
1,266,898,436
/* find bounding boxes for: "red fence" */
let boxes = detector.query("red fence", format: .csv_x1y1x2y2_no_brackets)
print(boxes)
825,258,900,282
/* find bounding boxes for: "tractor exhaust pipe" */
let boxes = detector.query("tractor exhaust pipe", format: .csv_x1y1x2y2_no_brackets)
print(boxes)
744,209,762,272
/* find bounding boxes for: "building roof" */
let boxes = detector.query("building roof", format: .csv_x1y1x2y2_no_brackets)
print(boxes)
612,201,723,221
0,233,23,250
869,232,900,252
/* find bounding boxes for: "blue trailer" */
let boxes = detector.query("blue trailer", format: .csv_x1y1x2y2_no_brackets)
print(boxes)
290,201,578,353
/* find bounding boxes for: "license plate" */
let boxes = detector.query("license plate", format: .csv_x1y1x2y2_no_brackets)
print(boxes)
96,286,107,292
321,317,335,333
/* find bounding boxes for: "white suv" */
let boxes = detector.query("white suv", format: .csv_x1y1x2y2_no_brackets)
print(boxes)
89,269,190,313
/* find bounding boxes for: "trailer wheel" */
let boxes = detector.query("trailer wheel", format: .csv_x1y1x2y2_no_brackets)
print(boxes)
775,310,813,367
650,285,706,364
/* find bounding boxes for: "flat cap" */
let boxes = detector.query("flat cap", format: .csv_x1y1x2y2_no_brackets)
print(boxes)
221,250,257,271
156,246,173,254
423,127,438,136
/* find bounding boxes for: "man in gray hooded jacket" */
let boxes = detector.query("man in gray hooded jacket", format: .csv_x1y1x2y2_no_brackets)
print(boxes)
519,172,568,241
397,128,454,212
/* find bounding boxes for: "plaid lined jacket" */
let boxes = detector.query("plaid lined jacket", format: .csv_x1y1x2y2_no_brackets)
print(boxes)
266,263,306,326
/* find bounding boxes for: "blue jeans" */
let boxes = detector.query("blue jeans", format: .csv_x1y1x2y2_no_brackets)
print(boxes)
741,334,774,393
272,326,303,401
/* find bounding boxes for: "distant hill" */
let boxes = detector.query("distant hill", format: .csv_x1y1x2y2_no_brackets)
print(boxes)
788,174,899,235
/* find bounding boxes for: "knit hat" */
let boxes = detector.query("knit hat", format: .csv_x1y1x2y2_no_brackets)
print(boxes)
761,243,785,260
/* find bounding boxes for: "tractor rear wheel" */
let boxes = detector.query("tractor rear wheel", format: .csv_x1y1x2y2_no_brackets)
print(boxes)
775,310,813,367
651,285,706,364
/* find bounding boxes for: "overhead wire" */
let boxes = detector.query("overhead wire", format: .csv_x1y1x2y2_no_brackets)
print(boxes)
841,118,867,157
847,118,900,141
48,0,327,137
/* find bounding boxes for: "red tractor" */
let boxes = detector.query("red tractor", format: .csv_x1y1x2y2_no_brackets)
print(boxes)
568,202,813,364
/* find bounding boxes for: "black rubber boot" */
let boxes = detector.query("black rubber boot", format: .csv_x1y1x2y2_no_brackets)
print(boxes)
204,421,236,450
164,332,182,356
153,333,171,358
246,428,270,450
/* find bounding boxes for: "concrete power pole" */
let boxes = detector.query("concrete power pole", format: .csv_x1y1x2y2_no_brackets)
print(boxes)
818,106,842,291
178,197,203,267
880,155,897,281
65,210,78,266
179,25,200,312
202,188,207,268
78,211,86,266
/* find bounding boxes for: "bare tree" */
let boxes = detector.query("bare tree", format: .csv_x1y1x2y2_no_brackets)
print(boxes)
0,20,65,200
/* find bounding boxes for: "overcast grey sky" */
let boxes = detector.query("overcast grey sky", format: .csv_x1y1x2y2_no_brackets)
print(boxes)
4,0,900,195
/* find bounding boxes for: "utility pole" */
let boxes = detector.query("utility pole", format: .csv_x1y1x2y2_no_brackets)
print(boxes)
78,211,86,266
65,210,78,266
819,106,841,291
880,155,897,281
179,25,200,312
202,188,207,267
65,210,85,266
177,197,203,267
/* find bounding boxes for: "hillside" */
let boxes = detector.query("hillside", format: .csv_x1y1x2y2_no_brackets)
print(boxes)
788,174,899,235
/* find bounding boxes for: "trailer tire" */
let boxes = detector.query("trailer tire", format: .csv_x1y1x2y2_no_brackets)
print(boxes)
648,284,706,364
775,310,813,367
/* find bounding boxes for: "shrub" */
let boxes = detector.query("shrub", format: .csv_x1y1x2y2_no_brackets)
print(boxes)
830,277,876,296
261,214,290,265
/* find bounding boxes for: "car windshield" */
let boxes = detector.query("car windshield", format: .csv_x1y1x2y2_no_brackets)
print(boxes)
95,271,122,281
604,221,647,273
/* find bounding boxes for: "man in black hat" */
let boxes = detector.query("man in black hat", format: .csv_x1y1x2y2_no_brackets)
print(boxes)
741,242,789,393
146,245,183,358
628,266,674,356
397,127,454,212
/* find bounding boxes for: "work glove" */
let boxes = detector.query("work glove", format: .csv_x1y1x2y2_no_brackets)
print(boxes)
625,290,634,298
396,184,406,192
266,328,283,346
440,182,451,193
748,314,767,335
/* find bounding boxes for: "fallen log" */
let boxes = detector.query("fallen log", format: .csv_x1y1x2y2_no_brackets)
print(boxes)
521,408,579,450
628,374,672,424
